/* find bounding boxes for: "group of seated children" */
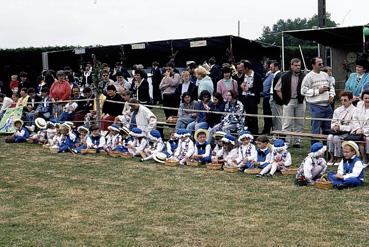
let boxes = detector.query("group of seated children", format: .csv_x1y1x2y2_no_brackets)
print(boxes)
7,119,366,190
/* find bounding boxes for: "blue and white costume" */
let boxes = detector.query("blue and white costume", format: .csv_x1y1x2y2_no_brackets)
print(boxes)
142,129,165,161
258,139,292,176
173,129,194,165
87,134,106,151
193,141,212,163
296,143,327,185
128,127,148,156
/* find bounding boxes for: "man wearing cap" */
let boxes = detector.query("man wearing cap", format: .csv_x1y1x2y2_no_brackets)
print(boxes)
328,141,365,189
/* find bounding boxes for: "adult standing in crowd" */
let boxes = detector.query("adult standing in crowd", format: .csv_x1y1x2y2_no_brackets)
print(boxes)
301,57,335,144
187,61,197,84
261,61,274,134
19,72,32,91
346,59,369,105
195,66,214,98
270,62,283,132
112,71,131,95
275,58,305,148
49,70,71,118
175,70,196,101
208,57,222,89
151,61,163,104
130,69,150,104
216,65,238,101
159,65,181,119
239,60,262,135
327,91,356,166
233,61,245,93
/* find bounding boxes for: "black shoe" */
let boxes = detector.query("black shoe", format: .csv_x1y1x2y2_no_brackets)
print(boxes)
256,174,263,178
336,184,348,190
266,173,273,178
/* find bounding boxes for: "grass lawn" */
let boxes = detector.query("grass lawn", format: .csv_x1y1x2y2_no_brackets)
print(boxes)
1,136,369,246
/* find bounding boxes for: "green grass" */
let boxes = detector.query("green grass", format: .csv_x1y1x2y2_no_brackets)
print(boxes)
1,137,369,246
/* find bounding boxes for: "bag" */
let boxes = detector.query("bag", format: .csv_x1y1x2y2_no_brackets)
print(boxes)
343,134,364,141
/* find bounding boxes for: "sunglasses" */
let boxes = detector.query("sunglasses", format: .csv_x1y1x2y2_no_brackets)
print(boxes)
318,63,324,66
102,74,109,77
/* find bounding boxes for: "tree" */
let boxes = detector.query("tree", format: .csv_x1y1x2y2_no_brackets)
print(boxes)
258,13,338,46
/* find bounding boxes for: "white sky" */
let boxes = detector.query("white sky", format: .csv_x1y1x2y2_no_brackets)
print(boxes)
0,0,368,49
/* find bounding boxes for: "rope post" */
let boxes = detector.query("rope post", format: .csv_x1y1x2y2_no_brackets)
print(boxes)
91,54,103,128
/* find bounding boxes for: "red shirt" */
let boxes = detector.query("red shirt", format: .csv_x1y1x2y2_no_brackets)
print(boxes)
49,80,71,101
9,80,19,90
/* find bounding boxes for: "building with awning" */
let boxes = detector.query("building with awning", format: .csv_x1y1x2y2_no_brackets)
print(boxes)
282,25,369,88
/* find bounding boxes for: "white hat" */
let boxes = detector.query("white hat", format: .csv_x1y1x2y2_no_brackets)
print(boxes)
77,126,89,134
153,152,167,163
35,118,47,130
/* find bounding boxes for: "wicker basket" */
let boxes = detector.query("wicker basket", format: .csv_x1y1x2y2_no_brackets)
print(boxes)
165,159,179,167
50,147,59,153
223,166,240,173
281,168,298,176
314,180,333,190
81,149,97,154
187,160,200,167
207,162,223,170
120,152,132,158
245,168,261,175
108,151,122,158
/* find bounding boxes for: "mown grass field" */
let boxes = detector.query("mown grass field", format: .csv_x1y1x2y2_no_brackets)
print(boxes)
1,136,369,246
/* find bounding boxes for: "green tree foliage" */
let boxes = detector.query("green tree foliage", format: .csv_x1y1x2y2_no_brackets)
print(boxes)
258,13,338,46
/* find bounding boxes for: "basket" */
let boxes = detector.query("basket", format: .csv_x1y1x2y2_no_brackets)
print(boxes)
281,168,298,176
165,159,179,167
187,160,200,167
27,139,34,144
245,168,261,175
120,152,132,158
314,180,333,190
50,147,59,153
81,149,97,154
223,166,240,173
207,162,223,170
108,151,122,158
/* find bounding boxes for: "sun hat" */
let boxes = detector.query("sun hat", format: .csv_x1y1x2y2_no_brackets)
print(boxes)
35,118,47,130
194,129,208,142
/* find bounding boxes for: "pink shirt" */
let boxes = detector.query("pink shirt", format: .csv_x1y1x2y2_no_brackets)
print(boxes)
50,80,71,101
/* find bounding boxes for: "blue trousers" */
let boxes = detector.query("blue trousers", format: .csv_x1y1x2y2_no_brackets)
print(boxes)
14,136,27,143
309,104,333,144
195,156,211,163
75,144,87,153
59,143,73,153
242,161,269,172
328,171,363,188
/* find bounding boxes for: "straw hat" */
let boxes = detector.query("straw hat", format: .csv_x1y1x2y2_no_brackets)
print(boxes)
120,126,130,136
342,141,360,156
153,152,167,163
194,129,208,142
35,118,47,130
13,119,24,127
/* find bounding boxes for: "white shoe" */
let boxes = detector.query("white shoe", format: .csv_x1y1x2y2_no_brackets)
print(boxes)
327,162,334,166
363,163,369,168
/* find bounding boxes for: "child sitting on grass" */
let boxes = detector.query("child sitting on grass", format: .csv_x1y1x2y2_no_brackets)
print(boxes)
191,129,211,164
235,130,257,172
105,124,122,153
58,123,76,153
163,129,179,158
11,119,29,143
212,134,238,167
171,128,194,165
328,141,365,190
296,142,327,186
256,139,291,177
127,127,148,157
141,129,165,162
86,125,106,152
212,131,226,156
73,126,89,153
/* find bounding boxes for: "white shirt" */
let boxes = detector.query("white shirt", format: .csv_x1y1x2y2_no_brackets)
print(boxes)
0,97,14,113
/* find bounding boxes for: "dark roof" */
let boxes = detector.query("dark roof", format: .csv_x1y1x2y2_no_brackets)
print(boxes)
284,25,368,49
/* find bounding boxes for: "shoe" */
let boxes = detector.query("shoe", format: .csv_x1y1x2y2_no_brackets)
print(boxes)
336,184,348,190
140,158,144,162
256,174,263,178
327,162,334,166
266,173,273,178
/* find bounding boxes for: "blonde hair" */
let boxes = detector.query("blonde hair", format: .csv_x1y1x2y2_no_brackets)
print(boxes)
194,66,209,78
